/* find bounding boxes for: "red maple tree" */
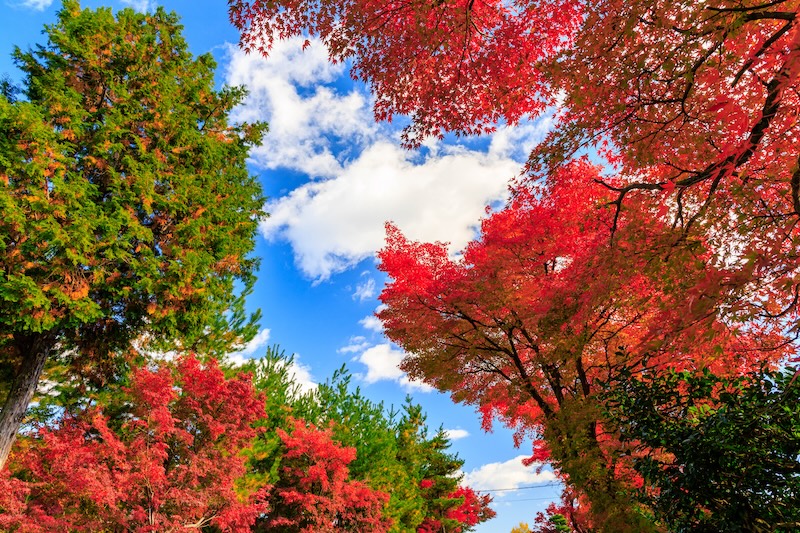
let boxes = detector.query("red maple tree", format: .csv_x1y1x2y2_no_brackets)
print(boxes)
230,1,800,528
415,477,495,533
443,486,495,532
0,355,267,532
229,1,800,291
377,161,792,530
228,0,582,146
229,0,799,202
261,417,391,532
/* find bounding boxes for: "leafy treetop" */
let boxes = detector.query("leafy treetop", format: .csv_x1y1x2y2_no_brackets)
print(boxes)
0,0,265,468
0,355,267,532
228,0,582,146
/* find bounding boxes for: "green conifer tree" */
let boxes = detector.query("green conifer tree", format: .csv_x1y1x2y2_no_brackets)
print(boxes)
0,0,266,468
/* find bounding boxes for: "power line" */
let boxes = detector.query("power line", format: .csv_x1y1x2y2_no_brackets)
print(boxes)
499,496,562,503
474,482,561,493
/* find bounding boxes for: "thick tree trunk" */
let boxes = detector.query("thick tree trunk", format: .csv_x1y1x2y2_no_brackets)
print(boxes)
0,334,52,470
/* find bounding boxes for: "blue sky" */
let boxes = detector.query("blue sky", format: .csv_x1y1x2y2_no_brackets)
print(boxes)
0,1,562,529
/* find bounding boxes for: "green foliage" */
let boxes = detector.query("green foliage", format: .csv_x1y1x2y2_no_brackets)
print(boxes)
541,396,654,533
0,0,265,468
237,346,308,493
0,0,265,363
247,351,493,532
295,368,472,531
292,366,402,486
603,364,800,532
0,0,266,459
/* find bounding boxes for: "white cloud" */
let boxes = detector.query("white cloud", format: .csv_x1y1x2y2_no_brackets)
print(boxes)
337,336,371,354
225,37,549,281
353,342,432,392
15,0,52,10
462,455,558,494
226,329,317,396
487,116,555,162
357,343,403,383
359,314,383,333
285,355,317,394
37,378,62,397
353,276,376,301
259,141,518,279
225,39,376,179
229,327,272,364
120,0,154,12
444,428,470,441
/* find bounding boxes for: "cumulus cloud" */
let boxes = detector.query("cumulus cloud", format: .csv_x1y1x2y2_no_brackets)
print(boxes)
444,428,470,441
225,38,376,178
352,275,376,301
15,0,52,10
359,314,383,333
337,336,371,354
284,355,317,394
344,342,432,392
224,37,549,281
260,140,518,279
120,0,154,12
227,330,316,392
357,343,404,383
462,455,558,494
488,118,554,161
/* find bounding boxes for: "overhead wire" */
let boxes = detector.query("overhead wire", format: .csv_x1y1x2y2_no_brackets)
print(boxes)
498,496,562,503
472,482,561,492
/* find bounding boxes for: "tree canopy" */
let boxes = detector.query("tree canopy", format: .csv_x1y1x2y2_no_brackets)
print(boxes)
0,355,267,531
245,349,496,532
602,364,800,532
228,0,800,529
0,0,265,468
377,160,794,530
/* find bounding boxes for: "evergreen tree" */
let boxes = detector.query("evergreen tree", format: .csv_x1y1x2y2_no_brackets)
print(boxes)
293,365,495,532
0,1,266,468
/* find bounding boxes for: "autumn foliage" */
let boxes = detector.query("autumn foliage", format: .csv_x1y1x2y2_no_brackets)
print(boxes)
0,355,267,532
229,0,800,306
228,0,581,146
441,487,495,532
2,354,447,533
377,161,790,529
229,0,800,214
261,418,390,532
230,0,800,528
0,3,500,533
247,351,496,533
4,0,799,530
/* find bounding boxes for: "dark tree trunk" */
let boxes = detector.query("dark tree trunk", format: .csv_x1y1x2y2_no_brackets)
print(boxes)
0,334,52,470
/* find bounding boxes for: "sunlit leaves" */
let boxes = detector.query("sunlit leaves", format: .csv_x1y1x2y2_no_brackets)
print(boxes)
0,355,267,532
262,417,391,533
378,160,790,530
0,0,265,467
228,0,582,146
